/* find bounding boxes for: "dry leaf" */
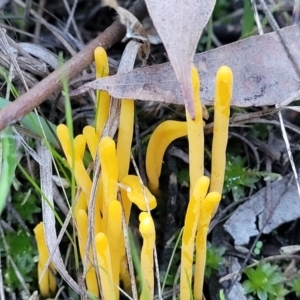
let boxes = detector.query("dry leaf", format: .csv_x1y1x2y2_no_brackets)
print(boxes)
116,6,150,62
102,0,150,62
72,25,300,108
224,171,300,246
144,0,216,118
101,0,118,9
37,143,82,295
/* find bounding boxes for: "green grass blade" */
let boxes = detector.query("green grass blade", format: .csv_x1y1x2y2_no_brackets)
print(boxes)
0,127,18,215
0,97,58,147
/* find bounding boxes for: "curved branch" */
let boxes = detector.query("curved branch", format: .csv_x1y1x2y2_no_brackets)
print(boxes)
0,0,147,131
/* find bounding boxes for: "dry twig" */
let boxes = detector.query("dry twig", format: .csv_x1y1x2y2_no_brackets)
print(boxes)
0,0,147,131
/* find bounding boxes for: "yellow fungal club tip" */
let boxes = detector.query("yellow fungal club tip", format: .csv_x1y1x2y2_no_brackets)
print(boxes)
83,125,98,161
57,124,71,157
139,212,155,236
121,175,157,211
192,176,210,200
74,134,86,160
94,47,109,78
96,232,109,262
216,66,233,107
201,191,222,218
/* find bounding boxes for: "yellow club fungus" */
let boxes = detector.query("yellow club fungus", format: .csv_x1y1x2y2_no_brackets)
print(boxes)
117,98,134,223
94,47,110,137
106,200,122,300
194,191,221,300
145,120,187,193
75,209,99,297
121,175,157,211
83,125,99,161
117,99,134,181
139,212,156,300
74,190,87,217
57,124,92,197
210,66,233,196
99,136,118,230
95,232,116,300
180,176,210,300
186,65,204,195
33,222,57,297
74,134,86,160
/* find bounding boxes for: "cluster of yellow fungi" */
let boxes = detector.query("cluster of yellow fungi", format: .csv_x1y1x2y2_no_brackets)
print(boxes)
33,46,233,300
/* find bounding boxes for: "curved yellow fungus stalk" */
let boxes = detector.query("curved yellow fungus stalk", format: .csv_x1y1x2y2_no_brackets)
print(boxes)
117,99,134,180
210,66,233,195
75,209,99,297
115,98,137,293
139,212,156,300
186,65,204,196
99,136,118,230
57,124,92,197
73,135,88,214
146,120,187,193
33,222,56,297
94,47,110,137
121,175,157,211
106,200,122,300
82,125,103,233
83,125,99,161
180,176,210,300
95,232,116,300
194,191,221,300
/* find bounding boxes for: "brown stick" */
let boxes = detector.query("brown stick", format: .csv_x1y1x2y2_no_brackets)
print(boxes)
0,0,147,131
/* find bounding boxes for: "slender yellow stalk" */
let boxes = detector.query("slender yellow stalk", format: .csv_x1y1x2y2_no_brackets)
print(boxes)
194,192,221,300
34,222,57,297
83,125,99,161
139,212,155,300
180,176,210,300
210,66,233,195
117,99,134,223
82,125,103,233
145,120,187,193
75,209,99,297
117,99,134,181
94,47,110,137
115,99,134,293
186,65,204,196
106,200,122,300
74,134,86,160
95,232,116,300
99,136,118,231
